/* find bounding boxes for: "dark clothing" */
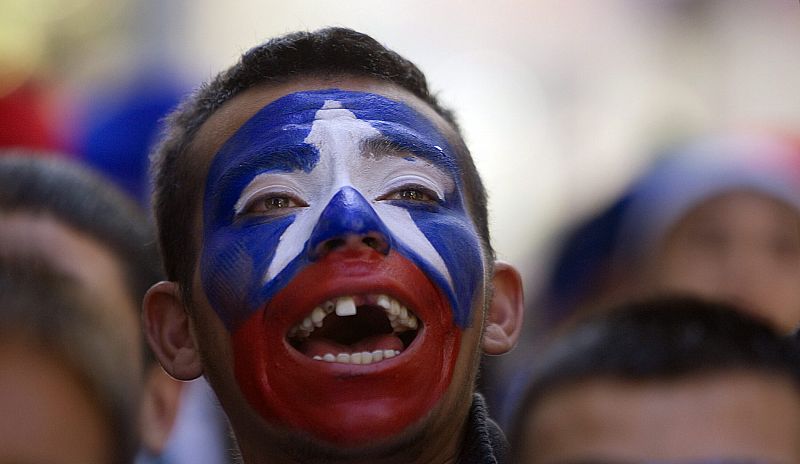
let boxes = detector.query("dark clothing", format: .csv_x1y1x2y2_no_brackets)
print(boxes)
457,394,509,464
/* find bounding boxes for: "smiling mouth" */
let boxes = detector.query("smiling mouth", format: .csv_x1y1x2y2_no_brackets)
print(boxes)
287,294,420,365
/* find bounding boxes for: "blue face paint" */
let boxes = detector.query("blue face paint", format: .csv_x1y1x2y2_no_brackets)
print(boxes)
201,89,485,331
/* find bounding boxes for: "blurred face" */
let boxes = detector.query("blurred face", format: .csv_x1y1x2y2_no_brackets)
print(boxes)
652,191,800,333
189,78,488,450
519,372,800,464
0,213,142,371
0,340,112,464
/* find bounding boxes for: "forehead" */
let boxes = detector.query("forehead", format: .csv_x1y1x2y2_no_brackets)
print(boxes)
667,190,800,243
191,77,461,180
527,373,800,462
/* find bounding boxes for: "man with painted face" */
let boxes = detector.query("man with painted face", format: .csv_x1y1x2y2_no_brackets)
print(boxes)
144,27,524,463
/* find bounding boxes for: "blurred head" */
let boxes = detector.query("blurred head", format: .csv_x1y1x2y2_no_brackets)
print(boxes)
0,153,162,369
612,133,800,333
0,153,180,455
0,255,140,464
509,296,800,464
145,27,523,461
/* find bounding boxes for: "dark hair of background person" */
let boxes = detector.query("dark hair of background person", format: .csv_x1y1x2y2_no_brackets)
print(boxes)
0,254,141,464
507,296,800,460
0,153,162,304
150,26,491,306
0,152,164,365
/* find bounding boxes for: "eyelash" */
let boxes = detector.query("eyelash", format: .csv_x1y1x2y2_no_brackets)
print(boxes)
239,192,308,216
379,184,442,204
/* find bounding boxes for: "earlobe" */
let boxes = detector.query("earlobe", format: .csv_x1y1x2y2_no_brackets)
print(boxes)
143,281,203,381
482,261,524,355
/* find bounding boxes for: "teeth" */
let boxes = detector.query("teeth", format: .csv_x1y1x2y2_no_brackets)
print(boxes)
311,350,402,364
288,294,419,340
388,300,400,317
335,297,357,316
311,307,326,326
376,295,391,311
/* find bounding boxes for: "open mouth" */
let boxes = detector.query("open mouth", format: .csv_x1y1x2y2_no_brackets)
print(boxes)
287,294,420,365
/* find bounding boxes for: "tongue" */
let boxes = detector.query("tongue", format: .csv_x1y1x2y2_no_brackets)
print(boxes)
301,334,405,359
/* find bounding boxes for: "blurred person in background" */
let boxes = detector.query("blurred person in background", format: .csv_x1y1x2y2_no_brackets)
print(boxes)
535,132,800,336
607,133,800,334
0,254,139,464
70,68,233,463
507,296,800,464
0,153,202,463
486,132,800,415
71,70,233,464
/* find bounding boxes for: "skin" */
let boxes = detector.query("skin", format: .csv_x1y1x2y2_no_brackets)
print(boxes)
0,213,142,372
0,340,112,464
0,212,181,456
144,77,523,463
650,191,800,333
519,371,800,464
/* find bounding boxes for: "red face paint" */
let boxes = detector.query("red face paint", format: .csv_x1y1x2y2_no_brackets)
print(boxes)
230,250,461,446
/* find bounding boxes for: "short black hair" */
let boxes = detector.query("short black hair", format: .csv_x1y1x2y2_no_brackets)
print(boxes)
150,27,491,304
0,154,162,305
0,254,141,464
507,296,800,458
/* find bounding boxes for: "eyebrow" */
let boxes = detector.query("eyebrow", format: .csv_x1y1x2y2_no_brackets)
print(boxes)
360,136,410,159
212,143,319,191
359,134,456,172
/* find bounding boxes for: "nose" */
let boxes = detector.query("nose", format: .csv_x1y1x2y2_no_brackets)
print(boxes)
307,187,392,260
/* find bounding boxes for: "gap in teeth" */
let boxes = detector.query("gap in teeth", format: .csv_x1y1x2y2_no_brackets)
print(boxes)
288,294,419,341
311,349,401,365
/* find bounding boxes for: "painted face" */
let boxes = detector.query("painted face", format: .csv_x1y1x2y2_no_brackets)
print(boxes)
201,89,485,445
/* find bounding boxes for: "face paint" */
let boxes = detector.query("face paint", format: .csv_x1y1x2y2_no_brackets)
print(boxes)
201,90,485,444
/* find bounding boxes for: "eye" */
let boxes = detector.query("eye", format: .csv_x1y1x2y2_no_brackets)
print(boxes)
380,185,441,204
241,193,307,216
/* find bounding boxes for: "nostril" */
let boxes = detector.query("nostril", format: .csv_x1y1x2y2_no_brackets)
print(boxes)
362,234,389,254
322,238,347,254
363,236,378,250
311,233,391,260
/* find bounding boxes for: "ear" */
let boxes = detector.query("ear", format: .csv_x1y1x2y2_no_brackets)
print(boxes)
143,281,203,380
139,365,185,454
482,261,524,355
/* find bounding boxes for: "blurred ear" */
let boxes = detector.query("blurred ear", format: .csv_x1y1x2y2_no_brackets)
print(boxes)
143,281,203,380
139,365,184,454
482,261,524,355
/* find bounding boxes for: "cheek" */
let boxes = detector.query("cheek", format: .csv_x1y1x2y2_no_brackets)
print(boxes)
201,217,294,330
408,210,485,327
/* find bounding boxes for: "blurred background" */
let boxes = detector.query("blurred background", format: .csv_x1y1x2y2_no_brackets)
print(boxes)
2,0,800,317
